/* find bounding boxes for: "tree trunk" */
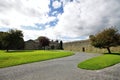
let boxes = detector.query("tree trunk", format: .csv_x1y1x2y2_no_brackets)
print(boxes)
6,49,9,52
44,46,45,50
106,47,111,54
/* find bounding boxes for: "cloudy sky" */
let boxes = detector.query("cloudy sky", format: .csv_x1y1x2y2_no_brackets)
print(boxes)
0,0,120,42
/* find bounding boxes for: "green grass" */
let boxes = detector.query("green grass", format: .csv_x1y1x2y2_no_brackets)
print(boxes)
78,53,120,70
0,50,73,68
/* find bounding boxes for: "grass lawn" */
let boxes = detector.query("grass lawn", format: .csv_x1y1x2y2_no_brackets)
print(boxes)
0,50,73,68
78,53,120,70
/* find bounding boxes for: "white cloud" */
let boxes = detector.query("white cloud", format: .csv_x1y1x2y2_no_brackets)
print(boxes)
0,0,50,28
22,0,120,42
54,0,120,40
52,1,62,9
0,0,120,42
22,27,57,41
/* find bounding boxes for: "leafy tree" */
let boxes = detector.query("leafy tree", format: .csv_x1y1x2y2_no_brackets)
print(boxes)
55,40,59,43
0,32,8,49
3,29,24,51
0,32,4,49
0,39,2,49
90,27,120,54
38,36,50,50
59,40,63,50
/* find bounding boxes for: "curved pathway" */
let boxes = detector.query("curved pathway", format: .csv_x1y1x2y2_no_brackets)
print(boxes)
0,52,120,80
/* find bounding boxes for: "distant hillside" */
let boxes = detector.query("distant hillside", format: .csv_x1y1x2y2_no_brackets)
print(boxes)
63,39,120,53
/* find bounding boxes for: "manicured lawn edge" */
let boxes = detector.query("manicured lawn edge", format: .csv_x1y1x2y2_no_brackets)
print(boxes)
78,53,120,70
0,50,74,68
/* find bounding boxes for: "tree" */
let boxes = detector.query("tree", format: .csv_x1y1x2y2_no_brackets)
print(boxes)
0,32,8,49
38,36,50,50
59,40,63,50
90,27,120,54
3,29,24,52
0,32,3,49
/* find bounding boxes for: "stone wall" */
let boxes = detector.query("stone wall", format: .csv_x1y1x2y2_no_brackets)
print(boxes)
63,40,120,53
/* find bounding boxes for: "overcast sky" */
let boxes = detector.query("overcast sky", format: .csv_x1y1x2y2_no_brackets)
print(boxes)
0,0,120,42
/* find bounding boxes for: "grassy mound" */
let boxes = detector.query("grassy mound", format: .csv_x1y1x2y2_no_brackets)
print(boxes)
78,53,120,70
0,50,73,68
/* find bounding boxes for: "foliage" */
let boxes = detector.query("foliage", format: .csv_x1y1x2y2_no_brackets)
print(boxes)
38,36,50,49
0,29,24,51
90,27,120,53
0,50,73,68
0,32,8,49
59,40,63,50
78,54,120,70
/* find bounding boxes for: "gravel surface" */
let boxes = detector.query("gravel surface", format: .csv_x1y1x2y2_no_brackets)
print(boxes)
0,52,120,80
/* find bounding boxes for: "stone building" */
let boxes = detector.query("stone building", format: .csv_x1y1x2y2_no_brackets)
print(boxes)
24,40,39,50
24,39,61,50
49,40,60,49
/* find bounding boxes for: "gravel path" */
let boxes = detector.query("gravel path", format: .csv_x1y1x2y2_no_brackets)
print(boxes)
0,52,120,80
